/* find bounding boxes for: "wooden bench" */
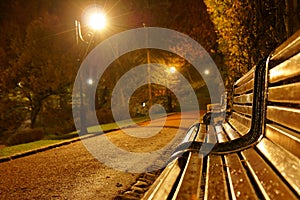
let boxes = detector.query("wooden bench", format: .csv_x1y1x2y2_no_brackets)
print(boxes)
142,30,300,200
203,92,228,125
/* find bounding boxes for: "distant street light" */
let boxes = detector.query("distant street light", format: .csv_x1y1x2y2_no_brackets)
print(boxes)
204,69,210,75
74,5,107,134
166,66,177,112
169,66,176,74
87,78,93,85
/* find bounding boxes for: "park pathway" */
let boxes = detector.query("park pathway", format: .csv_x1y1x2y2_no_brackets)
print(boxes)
0,112,202,199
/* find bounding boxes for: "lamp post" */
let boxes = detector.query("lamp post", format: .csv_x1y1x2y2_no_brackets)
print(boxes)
143,23,152,110
166,66,176,112
74,7,107,134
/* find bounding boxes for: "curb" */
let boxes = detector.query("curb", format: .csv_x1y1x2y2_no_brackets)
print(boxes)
0,134,84,163
0,128,120,163
0,113,177,163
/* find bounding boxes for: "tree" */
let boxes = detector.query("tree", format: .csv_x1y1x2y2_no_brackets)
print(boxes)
204,0,300,93
1,13,77,128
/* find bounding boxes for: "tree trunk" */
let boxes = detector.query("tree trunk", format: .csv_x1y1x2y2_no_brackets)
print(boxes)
284,0,300,37
30,101,42,128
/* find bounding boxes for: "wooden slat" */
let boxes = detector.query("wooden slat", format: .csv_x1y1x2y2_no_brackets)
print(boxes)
142,159,181,200
205,125,217,144
256,138,300,196
235,67,255,87
231,112,252,129
241,148,298,199
204,155,229,200
215,125,229,143
224,153,258,199
234,93,253,104
228,118,250,136
265,124,300,157
234,79,254,95
195,123,206,142
271,29,300,62
269,52,300,84
222,123,241,140
267,106,300,132
174,152,203,199
268,82,300,104
182,125,198,143
233,104,253,116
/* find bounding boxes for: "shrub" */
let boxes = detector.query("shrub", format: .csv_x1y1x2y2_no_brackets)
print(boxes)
6,128,44,146
53,120,76,135
0,130,14,144
38,104,75,135
0,98,28,132
96,107,114,124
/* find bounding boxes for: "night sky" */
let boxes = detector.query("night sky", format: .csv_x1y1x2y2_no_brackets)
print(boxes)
0,0,216,52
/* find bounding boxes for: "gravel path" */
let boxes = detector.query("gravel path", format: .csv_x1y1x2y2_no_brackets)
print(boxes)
0,112,201,199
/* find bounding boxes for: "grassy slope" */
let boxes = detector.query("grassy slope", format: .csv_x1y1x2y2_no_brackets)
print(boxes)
0,115,154,157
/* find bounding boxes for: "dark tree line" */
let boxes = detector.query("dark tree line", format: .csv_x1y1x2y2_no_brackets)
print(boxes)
204,0,299,87
0,0,298,135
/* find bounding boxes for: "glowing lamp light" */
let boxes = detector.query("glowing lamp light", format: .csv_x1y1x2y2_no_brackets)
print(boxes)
169,66,176,74
204,69,210,75
87,78,93,85
87,12,106,30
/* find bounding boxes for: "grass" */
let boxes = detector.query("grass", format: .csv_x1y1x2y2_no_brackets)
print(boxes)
0,139,65,157
89,115,152,133
0,115,159,158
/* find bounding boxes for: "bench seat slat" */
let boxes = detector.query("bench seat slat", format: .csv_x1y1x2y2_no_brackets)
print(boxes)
204,155,229,200
268,82,300,104
206,125,218,143
142,159,181,200
174,152,203,199
267,106,300,132
256,138,300,196
224,153,258,199
195,123,206,142
182,125,199,143
265,124,300,157
222,123,241,140
215,125,229,143
241,148,298,199
228,117,250,136
269,52,300,83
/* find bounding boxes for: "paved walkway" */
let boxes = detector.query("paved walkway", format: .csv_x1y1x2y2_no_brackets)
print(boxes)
0,112,202,199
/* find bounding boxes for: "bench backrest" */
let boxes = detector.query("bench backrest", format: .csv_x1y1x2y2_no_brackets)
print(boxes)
253,29,300,197
266,50,300,158
230,67,256,134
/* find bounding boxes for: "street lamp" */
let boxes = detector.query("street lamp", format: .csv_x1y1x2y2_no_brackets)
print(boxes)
143,23,152,110
204,69,210,75
87,12,106,31
169,66,176,74
166,66,177,112
75,8,107,45
74,6,107,134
